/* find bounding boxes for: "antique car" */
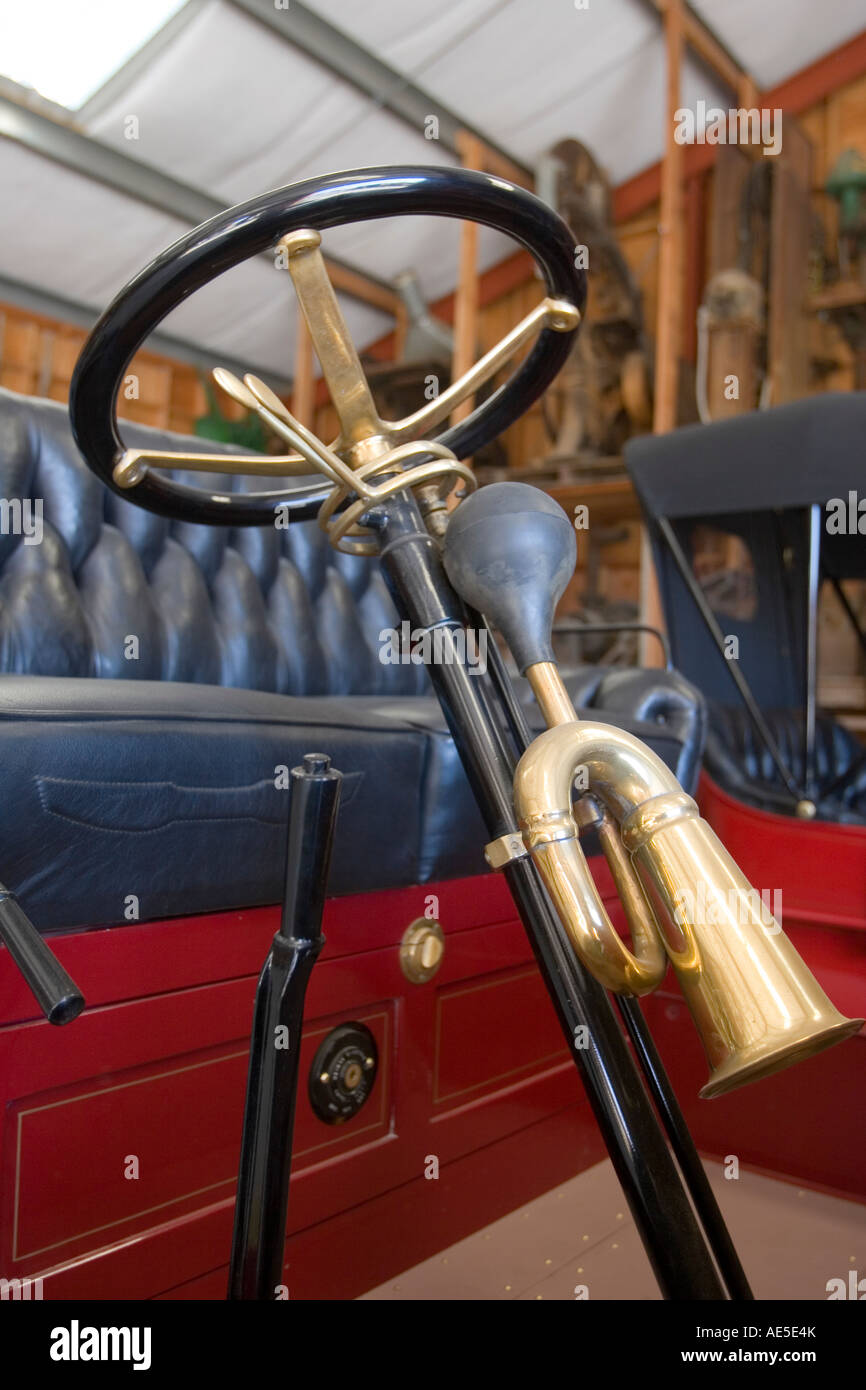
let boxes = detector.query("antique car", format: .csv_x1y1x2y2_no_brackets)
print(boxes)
0,168,860,1301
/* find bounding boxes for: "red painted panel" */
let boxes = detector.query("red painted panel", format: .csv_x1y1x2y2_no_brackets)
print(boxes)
698,773,866,932
6,1004,393,1270
433,965,567,1106
8,1042,248,1266
2,795,863,1304
0,875,521,1027
651,777,866,1201
642,993,866,1201
155,1106,609,1302
0,872,606,1299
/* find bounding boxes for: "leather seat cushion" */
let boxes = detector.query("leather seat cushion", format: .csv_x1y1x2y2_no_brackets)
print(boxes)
0,663,705,932
0,676,428,932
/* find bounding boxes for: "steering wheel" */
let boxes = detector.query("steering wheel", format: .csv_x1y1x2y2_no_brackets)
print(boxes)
70,166,585,544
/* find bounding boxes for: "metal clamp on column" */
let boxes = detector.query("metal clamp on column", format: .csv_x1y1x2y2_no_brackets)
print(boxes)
484,832,528,870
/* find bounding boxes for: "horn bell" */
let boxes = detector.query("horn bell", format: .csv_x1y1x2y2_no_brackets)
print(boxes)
515,721,864,1100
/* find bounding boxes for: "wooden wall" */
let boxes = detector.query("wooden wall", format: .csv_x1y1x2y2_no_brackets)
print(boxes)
2,64,865,465
0,301,210,435
613,67,866,398
5,63,865,446
1,60,863,709
799,67,866,249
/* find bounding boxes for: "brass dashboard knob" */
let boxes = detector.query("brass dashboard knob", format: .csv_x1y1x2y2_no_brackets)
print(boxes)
399,918,445,984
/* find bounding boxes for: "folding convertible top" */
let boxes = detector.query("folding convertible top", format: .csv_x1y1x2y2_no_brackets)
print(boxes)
625,392,866,819
627,390,866,542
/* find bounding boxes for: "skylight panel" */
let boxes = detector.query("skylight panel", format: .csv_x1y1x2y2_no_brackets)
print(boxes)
0,0,188,110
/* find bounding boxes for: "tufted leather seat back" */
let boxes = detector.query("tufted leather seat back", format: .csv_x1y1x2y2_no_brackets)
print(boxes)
706,703,866,821
0,387,427,697
0,390,713,928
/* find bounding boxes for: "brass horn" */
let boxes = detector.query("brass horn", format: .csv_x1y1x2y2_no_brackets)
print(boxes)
516,660,864,1099
442,483,863,1101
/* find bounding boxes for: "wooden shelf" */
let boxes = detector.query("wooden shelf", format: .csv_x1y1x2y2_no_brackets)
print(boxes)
809,282,866,312
548,477,642,525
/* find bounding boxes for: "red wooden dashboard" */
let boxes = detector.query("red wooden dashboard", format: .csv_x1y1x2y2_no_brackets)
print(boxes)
0,811,862,1301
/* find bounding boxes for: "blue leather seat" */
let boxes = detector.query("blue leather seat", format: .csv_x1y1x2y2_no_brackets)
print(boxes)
0,387,706,931
705,704,866,822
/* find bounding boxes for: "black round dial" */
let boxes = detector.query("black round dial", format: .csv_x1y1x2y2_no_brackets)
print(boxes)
308,1023,378,1125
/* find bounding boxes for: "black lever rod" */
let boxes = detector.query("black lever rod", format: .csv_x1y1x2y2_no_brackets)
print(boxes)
227,753,341,1301
0,883,85,1025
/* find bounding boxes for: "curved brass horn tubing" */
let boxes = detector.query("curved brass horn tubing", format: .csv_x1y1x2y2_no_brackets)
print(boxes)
524,661,668,992
532,832,667,995
515,720,864,1096
516,721,674,996
593,804,668,986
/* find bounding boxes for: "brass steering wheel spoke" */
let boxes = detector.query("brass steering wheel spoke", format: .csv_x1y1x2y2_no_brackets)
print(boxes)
113,445,313,489
388,297,580,445
113,225,579,552
279,229,384,451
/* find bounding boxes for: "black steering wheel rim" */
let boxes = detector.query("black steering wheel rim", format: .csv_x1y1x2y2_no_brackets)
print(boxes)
70,165,586,527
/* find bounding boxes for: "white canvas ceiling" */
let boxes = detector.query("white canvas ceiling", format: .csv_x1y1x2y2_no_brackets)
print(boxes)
0,0,862,384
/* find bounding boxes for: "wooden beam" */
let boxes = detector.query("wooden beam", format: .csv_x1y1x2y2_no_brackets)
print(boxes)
707,146,750,274
434,249,535,325
737,75,760,112
324,259,403,317
765,25,866,113
393,300,408,362
454,128,535,190
767,121,813,404
614,142,715,222
451,132,484,428
682,170,707,363
614,27,866,224
642,0,685,664
617,215,662,240
648,0,749,93
682,9,744,93
653,0,685,435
